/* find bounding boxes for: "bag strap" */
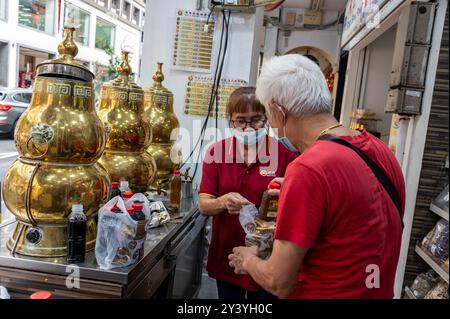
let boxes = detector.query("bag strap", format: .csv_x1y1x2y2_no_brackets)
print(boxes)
319,134,404,230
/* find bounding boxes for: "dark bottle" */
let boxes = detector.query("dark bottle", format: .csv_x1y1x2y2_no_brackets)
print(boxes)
259,181,281,221
110,181,122,199
131,203,146,221
169,170,182,209
67,204,86,263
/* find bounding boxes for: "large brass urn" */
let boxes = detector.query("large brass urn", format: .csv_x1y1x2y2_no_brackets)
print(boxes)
98,51,156,193
2,27,110,257
144,63,181,190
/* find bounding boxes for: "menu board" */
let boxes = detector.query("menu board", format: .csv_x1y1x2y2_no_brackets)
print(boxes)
172,9,216,73
184,75,247,118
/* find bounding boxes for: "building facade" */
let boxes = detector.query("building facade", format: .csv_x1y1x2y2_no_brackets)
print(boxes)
0,0,146,89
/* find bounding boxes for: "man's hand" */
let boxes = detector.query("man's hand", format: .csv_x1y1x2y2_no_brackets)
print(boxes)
218,192,250,214
268,177,284,196
228,246,259,274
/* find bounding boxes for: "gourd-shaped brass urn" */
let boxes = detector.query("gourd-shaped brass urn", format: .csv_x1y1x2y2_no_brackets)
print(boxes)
98,51,156,193
2,27,110,257
144,63,181,191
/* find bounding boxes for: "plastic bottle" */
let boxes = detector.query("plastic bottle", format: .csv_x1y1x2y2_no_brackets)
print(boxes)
259,181,281,221
122,191,134,201
119,181,131,193
131,203,146,221
29,291,53,299
110,181,122,199
169,170,182,209
67,204,86,263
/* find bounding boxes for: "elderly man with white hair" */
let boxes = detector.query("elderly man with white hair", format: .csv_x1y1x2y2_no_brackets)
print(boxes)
228,54,405,299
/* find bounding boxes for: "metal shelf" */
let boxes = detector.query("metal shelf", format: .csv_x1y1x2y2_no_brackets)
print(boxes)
415,245,449,284
430,203,449,221
404,286,417,299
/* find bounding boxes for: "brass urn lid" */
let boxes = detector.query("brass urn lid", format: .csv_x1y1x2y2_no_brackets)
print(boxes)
104,51,142,91
36,26,94,82
152,63,173,97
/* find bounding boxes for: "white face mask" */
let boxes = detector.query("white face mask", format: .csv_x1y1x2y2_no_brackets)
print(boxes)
232,128,267,146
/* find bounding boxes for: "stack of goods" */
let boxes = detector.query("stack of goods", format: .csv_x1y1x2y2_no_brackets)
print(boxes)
349,109,381,134
408,270,448,299
422,218,449,263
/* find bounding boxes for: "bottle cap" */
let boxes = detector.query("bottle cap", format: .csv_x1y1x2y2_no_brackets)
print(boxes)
122,191,133,199
29,291,53,299
72,204,83,213
132,203,144,211
120,181,129,188
173,170,180,175
126,207,134,214
112,182,119,188
268,181,281,190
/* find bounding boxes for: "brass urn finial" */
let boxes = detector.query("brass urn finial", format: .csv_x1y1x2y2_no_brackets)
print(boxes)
117,51,132,78
153,62,164,84
57,27,78,60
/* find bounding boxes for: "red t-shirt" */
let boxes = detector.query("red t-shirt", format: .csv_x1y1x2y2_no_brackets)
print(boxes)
275,130,405,299
199,136,298,291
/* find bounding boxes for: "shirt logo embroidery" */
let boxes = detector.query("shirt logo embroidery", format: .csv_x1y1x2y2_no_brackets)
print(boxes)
260,169,276,177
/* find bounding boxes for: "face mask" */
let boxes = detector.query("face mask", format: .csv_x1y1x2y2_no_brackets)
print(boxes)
232,128,267,146
272,102,299,153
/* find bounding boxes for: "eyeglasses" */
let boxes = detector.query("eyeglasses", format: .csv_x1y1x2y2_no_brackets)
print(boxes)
230,118,267,130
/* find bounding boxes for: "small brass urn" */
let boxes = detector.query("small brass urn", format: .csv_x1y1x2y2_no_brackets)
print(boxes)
2,27,110,257
98,51,156,193
144,63,181,191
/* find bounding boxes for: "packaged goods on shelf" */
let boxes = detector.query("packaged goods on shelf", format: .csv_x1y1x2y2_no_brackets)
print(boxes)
424,280,449,299
410,270,440,298
422,218,449,262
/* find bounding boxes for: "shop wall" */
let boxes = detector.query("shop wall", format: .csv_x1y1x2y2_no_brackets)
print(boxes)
0,41,8,87
140,0,264,187
403,11,449,289
360,25,397,143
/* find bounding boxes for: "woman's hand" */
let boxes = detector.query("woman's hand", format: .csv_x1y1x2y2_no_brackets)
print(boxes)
218,192,250,214
228,246,259,274
267,177,284,196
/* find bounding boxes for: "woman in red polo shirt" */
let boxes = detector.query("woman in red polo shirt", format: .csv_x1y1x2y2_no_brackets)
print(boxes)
198,87,297,299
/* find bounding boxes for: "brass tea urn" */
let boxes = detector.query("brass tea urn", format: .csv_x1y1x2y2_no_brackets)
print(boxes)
144,63,181,191
98,51,156,193
2,27,110,257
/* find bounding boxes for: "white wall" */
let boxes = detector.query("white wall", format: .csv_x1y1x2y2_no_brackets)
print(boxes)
140,0,264,187
361,25,397,143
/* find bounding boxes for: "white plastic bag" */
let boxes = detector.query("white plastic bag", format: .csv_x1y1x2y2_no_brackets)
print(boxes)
146,201,171,230
95,196,145,270
124,193,151,219
239,204,258,234
0,286,10,299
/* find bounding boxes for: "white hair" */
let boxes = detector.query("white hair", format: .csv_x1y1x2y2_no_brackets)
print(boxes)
256,54,332,118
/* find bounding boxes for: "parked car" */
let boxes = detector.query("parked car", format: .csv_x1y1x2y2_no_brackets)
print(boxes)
0,87,32,139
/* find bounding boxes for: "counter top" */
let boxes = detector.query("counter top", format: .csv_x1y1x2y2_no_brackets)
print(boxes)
0,197,199,286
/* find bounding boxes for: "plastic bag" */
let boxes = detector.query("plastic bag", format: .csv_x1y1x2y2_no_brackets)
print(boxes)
239,204,275,260
124,193,151,218
410,270,439,298
95,196,145,270
423,219,449,262
0,286,10,299
146,201,171,230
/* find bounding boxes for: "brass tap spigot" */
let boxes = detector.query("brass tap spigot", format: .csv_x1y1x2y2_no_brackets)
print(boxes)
117,51,132,83
153,62,165,86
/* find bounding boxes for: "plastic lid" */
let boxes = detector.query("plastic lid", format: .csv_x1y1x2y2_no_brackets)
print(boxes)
268,181,281,190
112,182,120,188
122,191,133,198
29,291,52,299
120,181,129,187
72,204,83,213
126,207,134,214
132,203,144,211
173,170,181,175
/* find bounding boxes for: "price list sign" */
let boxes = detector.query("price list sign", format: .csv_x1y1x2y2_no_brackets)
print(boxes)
172,10,216,73
184,75,247,118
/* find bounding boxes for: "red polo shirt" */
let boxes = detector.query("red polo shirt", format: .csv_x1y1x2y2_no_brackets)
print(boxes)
275,130,405,299
199,136,298,291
